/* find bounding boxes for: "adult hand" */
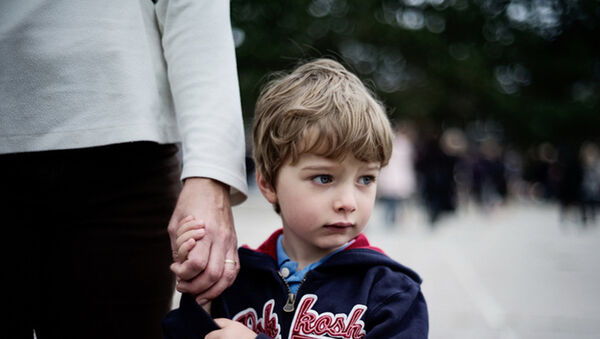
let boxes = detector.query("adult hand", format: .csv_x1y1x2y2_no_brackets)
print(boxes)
168,177,239,303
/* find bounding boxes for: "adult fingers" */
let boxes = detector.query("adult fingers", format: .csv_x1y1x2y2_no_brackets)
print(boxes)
175,243,223,295
192,247,239,303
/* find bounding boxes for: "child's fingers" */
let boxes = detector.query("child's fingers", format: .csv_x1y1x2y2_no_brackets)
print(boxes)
177,238,196,261
177,217,206,238
180,215,195,223
178,219,204,234
175,228,206,250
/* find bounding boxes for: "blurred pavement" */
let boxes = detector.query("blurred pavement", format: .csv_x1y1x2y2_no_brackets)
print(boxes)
175,189,600,339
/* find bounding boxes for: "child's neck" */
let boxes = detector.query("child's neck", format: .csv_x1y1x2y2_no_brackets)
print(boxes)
280,234,341,271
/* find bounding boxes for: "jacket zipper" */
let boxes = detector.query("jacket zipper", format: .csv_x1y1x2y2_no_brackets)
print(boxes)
278,272,308,313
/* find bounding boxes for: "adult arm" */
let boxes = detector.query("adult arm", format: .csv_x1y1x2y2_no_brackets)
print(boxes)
155,0,248,300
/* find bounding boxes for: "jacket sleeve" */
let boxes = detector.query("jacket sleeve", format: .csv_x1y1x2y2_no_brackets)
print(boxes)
154,0,247,205
366,288,429,338
163,293,273,339
162,294,221,339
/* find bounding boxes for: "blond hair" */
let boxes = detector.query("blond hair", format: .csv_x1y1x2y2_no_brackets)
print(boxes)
253,58,393,188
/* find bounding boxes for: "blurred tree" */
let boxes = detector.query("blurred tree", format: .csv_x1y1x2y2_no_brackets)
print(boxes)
231,0,599,149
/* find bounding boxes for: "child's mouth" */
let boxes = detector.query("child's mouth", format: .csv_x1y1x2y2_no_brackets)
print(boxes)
325,222,353,230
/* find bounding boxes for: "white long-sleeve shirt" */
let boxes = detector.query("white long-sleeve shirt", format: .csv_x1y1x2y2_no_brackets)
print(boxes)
0,0,247,203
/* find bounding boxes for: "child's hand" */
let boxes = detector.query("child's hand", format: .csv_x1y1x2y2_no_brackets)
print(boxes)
206,318,257,339
173,215,206,263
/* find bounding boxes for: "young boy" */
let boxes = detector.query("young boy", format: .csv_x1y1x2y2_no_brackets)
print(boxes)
163,59,428,338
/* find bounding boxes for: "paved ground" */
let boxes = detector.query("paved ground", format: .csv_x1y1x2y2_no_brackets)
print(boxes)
175,189,600,339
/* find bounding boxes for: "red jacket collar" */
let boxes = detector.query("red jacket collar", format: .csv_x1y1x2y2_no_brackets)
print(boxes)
243,228,385,260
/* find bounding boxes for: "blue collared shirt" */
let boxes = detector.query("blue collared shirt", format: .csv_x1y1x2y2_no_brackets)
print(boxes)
276,234,354,294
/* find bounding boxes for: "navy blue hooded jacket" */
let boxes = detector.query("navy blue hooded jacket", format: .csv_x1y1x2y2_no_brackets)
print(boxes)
163,229,428,338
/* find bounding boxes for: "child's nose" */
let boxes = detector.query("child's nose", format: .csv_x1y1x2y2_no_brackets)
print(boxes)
333,186,357,213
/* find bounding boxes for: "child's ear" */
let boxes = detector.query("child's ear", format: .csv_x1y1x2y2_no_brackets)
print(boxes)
256,171,277,204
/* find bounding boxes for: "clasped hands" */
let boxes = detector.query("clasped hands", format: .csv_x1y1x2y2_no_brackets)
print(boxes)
167,178,239,305
168,178,257,338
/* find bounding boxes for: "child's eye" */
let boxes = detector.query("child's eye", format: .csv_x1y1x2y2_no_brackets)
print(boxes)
312,175,333,184
358,175,375,185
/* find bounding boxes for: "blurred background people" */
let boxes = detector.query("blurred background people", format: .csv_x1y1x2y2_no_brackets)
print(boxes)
580,142,600,224
416,127,466,224
470,136,508,209
377,122,417,227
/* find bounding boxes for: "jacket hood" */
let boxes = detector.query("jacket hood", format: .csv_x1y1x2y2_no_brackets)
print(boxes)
240,228,422,284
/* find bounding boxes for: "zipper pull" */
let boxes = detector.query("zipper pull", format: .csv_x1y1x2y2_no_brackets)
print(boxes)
283,293,295,312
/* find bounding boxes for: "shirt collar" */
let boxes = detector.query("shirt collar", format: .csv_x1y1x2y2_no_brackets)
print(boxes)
276,234,291,267
276,234,355,270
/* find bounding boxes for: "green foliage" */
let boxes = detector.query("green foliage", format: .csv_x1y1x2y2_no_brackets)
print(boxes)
231,0,599,148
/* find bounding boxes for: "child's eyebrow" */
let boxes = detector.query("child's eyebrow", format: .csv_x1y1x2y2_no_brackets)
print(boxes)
300,165,337,171
300,163,381,171
364,164,381,171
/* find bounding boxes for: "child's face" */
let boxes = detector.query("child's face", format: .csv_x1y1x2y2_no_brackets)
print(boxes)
259,153,380,259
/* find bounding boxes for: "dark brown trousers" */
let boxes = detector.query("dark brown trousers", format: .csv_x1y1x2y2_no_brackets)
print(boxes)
0,142,182,339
